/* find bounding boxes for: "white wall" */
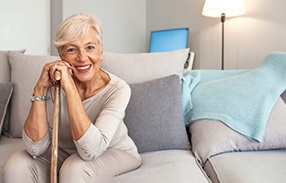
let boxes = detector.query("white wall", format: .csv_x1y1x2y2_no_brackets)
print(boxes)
147,0,286,69
0,0,50,55
2,0,286,68
50,0,146,55
146,0,195,50
229,0,286,69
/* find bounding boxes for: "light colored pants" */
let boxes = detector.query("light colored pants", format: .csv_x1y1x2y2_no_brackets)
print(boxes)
4,148,141,183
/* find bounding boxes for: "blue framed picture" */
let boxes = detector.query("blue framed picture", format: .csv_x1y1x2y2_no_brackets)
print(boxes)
149,28,189,53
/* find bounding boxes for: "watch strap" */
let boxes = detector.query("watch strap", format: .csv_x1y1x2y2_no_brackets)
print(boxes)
31,95,50,103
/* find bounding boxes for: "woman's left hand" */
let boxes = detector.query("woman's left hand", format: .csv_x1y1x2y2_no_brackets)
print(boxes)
49,61,74,90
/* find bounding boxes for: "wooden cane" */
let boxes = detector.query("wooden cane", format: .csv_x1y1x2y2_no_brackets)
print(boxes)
50,70,61,183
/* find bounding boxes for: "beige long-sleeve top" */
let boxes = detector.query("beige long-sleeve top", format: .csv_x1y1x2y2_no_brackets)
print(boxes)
23,72,140,161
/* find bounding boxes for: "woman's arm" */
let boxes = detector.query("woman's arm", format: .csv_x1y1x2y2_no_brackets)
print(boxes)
23,62,55,142
71,83,131,160
64,82,92,141
23,61,66,155
23,85,51,156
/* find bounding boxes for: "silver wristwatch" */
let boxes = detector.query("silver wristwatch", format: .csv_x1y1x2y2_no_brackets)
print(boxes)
30,95,50,103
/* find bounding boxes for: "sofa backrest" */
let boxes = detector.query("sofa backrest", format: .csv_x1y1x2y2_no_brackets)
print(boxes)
1,49,191,153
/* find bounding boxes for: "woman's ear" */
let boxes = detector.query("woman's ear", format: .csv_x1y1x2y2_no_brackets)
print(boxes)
100,49,103,60
58,50,63,59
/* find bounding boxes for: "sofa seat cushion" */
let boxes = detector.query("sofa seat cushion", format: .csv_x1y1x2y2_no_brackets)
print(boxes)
0,136,25,182
204,149,286,183
116,150,211,183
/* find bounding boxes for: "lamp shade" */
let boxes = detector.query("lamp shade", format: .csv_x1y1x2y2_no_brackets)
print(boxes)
202,0,245,18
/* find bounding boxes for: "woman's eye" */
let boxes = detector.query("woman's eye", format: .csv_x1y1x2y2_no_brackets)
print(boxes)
86,45,95,51
67,48,77,53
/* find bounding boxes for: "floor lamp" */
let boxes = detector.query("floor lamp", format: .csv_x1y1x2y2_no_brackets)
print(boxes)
202,0,245,70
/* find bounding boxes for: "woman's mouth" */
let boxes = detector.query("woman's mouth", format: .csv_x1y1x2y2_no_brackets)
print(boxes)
76,65,91,72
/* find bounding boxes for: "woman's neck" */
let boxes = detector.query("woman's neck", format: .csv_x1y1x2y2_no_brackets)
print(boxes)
75,70,109,100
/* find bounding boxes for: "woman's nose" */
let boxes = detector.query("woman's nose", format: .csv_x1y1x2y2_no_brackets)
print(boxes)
76,49,88,62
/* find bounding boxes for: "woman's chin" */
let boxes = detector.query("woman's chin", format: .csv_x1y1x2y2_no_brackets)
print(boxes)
74,73,93,83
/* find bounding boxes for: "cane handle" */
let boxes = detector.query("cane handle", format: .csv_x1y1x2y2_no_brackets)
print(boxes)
55,70,61,81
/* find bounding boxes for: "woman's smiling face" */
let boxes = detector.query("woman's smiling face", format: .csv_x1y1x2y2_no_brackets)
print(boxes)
59,28,103,83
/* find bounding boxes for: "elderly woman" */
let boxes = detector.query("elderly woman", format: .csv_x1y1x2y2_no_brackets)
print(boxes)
4,13,141,183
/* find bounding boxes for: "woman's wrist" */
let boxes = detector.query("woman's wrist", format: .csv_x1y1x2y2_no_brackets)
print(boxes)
33,85,49,96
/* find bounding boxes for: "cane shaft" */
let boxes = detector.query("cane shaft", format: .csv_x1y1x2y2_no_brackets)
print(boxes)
50,71,61,183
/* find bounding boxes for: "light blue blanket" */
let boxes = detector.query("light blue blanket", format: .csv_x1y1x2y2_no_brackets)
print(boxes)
181,52,286,142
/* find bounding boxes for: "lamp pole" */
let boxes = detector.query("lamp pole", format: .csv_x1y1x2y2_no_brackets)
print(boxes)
202,0,245,70
221,13,225,70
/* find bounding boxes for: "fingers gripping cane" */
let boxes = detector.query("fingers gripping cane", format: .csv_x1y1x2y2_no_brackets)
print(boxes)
50,70,61,183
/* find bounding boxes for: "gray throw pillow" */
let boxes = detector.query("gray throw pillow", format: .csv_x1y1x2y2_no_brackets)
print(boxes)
0,83,13,138
124,74,190,153
281,89,286,103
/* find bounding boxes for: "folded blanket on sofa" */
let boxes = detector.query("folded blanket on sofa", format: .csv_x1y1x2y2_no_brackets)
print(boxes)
181,52,286,142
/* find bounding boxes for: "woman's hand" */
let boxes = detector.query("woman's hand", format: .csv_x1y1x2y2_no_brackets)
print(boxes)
34,60,73,95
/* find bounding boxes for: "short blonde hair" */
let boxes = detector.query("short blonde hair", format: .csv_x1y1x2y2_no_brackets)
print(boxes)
54,13,103,50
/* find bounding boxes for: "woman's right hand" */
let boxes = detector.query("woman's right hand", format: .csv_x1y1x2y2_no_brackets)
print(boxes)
34,60,73,96
33,60,63,96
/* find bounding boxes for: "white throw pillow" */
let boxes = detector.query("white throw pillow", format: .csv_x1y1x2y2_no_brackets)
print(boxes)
101,48,190,84
8,52,59,137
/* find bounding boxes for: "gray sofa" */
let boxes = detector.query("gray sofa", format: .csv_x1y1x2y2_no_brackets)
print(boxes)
0,49,286,183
